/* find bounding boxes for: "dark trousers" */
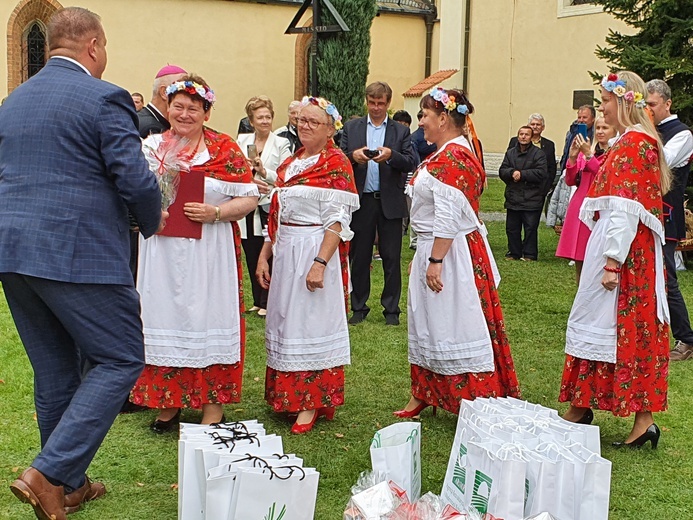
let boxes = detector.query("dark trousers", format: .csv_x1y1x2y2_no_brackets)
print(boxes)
663,240,693,344
241,210,270,309
0,273,145,490
506,208,542,260
128,230,139,282
350,193,403,316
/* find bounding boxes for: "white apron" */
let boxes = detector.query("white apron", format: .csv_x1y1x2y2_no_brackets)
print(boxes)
265,224,350,372
406,159,499,375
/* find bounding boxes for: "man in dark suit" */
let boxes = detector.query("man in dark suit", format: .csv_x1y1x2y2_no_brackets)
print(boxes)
646,79,693,361
341,82,417,326
138,64,187,138
0,8,164,519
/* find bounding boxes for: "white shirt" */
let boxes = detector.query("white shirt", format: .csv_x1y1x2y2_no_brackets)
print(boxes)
51,56,91,76
659,115,693,168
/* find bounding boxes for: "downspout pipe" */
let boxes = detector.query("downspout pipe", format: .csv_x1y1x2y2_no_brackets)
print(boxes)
463,0,472,92
424,6,437,79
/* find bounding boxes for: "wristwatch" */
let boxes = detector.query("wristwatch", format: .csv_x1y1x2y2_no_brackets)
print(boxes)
428,257,443,264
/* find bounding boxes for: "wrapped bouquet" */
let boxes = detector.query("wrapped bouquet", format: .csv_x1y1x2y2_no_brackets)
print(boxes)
143,134,194,209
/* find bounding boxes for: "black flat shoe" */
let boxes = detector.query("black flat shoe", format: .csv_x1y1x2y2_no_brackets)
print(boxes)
577,408,594,425
150,409,181,434
612,424,660,449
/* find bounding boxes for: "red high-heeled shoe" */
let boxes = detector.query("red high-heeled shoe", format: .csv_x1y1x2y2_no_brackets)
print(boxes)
318,407,335,421
291,410,319,434
393,401,437,418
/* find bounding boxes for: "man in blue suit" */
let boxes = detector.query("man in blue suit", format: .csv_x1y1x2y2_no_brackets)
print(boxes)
0,8,164,519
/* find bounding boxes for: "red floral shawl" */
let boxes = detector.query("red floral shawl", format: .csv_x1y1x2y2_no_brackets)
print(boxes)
190,127,254,183
584,130,664,235
410,139,486,213
268,141,358,311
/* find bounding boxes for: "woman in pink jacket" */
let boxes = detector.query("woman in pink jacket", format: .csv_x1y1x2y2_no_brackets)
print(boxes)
556,117,616,282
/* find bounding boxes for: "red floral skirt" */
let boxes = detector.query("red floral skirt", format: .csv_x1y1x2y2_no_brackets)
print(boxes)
131,363,243,409
559,226,669,416
265,366,345,413
411,232,521,414
411,363,520,415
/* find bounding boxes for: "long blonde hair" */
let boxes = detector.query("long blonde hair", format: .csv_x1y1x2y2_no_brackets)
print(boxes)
610,71,671,194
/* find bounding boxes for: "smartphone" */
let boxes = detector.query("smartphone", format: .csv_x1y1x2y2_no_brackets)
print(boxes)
577,123,588,139
364,149,380,159
247,144,258,160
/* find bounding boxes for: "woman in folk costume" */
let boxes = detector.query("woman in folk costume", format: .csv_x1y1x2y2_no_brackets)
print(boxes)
131,75,259,432
257,96,359,434
394,87,520,418
560,71,671,449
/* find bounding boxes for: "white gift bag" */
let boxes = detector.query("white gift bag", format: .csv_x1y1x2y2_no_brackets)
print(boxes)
563,443,611,520
464,441,526,520
524,445,575,520
178,422,269,520
179,438,220,520
370,422,421,502
180,420,265,438
228,465,319,520
195,434,284,519
205,454,302,520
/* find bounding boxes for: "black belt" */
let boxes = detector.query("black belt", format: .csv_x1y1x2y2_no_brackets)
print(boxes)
363,191,381,199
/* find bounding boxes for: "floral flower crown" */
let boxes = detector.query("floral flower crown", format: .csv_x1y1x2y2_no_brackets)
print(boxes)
429,87,469,115
601,74,646,108
166,81,216,106
301,96,343,130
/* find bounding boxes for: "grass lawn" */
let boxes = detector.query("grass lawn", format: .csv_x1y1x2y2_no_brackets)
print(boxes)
1,178,692,518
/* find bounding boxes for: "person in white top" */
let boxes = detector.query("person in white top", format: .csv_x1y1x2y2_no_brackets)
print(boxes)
257,96,359,434
237,96,292,316
394,87,520,418
130,75,259,432
646,79,693,361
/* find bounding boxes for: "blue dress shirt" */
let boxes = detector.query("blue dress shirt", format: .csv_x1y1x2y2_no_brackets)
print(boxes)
364,115,387,193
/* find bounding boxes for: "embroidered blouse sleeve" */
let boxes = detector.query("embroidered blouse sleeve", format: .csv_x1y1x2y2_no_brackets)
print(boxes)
602,210,639,264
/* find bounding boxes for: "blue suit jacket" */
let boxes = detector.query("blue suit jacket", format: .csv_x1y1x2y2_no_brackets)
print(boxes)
0,58,161,285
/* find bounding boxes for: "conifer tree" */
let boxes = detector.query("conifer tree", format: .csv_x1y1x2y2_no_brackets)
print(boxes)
317,0,378,118
590,0,693,122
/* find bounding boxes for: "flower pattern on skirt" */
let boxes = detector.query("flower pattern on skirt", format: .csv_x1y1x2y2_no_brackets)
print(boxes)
559,223,669,416
131,361,243,409
265,366,344,413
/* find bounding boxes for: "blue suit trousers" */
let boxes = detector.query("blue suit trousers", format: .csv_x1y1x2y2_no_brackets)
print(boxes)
0,273,145,489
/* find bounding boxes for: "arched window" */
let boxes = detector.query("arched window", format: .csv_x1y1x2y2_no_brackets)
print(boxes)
25,22,46,79
7,0,63,93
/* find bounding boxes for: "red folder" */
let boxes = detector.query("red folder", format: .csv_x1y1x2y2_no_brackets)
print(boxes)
159,170,205,239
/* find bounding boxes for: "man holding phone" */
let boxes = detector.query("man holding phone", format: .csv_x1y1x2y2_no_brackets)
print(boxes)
558,105,596,172
341,81,417,326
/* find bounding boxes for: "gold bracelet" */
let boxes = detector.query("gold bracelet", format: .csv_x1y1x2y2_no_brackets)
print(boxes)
215,206,221,222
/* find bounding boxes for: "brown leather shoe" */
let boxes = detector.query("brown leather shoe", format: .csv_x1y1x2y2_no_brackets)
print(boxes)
670,341,693,361
64,477,106,514
9,467,66,520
